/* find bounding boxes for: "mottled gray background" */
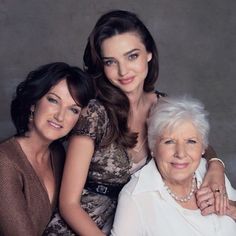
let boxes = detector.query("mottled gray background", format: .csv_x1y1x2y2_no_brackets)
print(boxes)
1,0,235,186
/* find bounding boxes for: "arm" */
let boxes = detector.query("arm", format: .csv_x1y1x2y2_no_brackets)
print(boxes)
0,154,35,236
59,135,105,236
197,145,227,215
110,191,143,236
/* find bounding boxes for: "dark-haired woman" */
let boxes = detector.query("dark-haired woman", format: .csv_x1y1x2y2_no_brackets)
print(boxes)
0,62,94,236
60,10,226,235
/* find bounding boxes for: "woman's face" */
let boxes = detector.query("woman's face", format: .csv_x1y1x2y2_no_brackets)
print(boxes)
101,32,152,95
30,79,81,143
154,121,204,186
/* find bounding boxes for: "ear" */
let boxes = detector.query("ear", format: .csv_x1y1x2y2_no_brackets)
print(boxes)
201,149,205,156
147,52,152,62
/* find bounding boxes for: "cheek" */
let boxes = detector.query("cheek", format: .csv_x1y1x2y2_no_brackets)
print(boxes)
104,67,116,80
65,115,79,131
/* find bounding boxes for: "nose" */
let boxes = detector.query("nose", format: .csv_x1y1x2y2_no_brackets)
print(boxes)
54,108,65,122
174,143,187,159
118,62,128,77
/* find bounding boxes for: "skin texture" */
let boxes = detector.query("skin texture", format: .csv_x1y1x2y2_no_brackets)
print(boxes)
101,32,152,96
30,79,81,144
154,121,204,191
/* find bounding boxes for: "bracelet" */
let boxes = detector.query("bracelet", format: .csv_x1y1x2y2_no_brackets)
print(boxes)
208,158,225,168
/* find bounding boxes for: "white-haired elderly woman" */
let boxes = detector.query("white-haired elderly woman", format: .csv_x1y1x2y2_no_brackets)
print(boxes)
111,96,236,236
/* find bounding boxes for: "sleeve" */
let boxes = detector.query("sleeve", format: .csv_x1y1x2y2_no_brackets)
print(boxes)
110,190,143,236
0,153,35,236
71,100,107,144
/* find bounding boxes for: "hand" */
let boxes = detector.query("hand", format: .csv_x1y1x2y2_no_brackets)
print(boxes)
196,186,215,215
201,159,227,215
212,185,229,215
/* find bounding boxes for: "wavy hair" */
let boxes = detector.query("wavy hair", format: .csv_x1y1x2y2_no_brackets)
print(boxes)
83,10,159,148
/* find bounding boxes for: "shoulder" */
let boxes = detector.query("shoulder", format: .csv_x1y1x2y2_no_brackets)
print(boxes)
77,99,108,124
0,137,20,165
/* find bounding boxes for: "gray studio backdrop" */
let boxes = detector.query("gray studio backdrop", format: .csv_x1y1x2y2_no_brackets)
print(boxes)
1,0,235,186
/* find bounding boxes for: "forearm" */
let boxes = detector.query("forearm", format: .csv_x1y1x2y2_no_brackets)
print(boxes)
202,145,225,187
60,203,105,236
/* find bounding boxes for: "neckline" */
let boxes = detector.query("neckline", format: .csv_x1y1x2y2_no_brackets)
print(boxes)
12,136,55,209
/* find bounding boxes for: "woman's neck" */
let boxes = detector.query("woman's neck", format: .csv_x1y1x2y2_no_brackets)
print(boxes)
16,133,50,164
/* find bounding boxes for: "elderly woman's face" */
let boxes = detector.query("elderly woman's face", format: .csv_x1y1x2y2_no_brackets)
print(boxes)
154,121,204,185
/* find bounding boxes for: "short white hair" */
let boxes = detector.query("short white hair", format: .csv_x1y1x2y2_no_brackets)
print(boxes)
147,95,210,153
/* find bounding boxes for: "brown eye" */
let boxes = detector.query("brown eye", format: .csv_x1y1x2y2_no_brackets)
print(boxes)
70,107,81,115
47,96,58,104
128,53,138,61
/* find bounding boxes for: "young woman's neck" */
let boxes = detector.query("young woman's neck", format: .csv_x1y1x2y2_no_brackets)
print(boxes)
126,89,146,111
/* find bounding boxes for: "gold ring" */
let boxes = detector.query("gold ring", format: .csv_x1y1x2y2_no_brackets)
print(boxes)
214,189,220,193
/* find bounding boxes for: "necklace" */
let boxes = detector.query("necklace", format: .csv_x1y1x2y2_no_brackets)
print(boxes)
164,174,196,202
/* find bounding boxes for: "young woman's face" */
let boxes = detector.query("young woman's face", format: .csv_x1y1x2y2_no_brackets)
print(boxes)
154,121,204,187
101,32,152,95
30,79,81,143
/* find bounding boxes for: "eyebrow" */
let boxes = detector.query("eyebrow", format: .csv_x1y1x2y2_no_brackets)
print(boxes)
102,48,140,59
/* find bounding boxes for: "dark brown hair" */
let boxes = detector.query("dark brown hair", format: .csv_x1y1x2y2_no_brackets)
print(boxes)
83,10,159,148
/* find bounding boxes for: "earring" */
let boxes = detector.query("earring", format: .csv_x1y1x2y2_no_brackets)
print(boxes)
29,110,34,121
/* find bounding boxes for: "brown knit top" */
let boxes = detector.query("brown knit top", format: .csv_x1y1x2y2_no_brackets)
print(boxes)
0,137,65,236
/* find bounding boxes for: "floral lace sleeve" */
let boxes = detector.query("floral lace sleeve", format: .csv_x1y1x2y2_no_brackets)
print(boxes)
72,99,108,145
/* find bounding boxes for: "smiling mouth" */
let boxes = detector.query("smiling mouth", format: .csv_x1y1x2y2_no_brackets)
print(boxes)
171,163,189,169
48,120,63,129
119,76,135,85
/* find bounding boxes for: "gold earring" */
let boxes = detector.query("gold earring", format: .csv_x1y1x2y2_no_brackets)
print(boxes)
29,110,34,121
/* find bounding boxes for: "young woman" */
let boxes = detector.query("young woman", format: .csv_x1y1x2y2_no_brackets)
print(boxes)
59,10,226,235
0,62,94,235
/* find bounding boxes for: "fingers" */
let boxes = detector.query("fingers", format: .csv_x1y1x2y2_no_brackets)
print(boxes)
196,187,214,212
213,187,228,215
196,185,229,216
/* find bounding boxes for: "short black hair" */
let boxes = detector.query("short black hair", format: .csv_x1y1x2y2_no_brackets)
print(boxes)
11,62,94,136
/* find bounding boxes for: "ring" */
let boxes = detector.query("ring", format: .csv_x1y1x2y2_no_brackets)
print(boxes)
206,200,212,207
214,189,220,193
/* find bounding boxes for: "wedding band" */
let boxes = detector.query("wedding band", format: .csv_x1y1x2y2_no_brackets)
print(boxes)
206,200,212,207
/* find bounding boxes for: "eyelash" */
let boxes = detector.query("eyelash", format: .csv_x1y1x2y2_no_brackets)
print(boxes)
70,108,80,115
103,59,116,67
128,53,138,60
47,96,58,104
163,140,197,144
164,140,174,144
188,139,197,144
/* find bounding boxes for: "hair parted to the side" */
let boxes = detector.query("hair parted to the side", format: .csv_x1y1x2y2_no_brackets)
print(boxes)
147,96,210,153
11,62,94,137
83,9,159,148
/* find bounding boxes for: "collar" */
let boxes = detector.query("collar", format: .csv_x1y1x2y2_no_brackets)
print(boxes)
131,158,207,195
